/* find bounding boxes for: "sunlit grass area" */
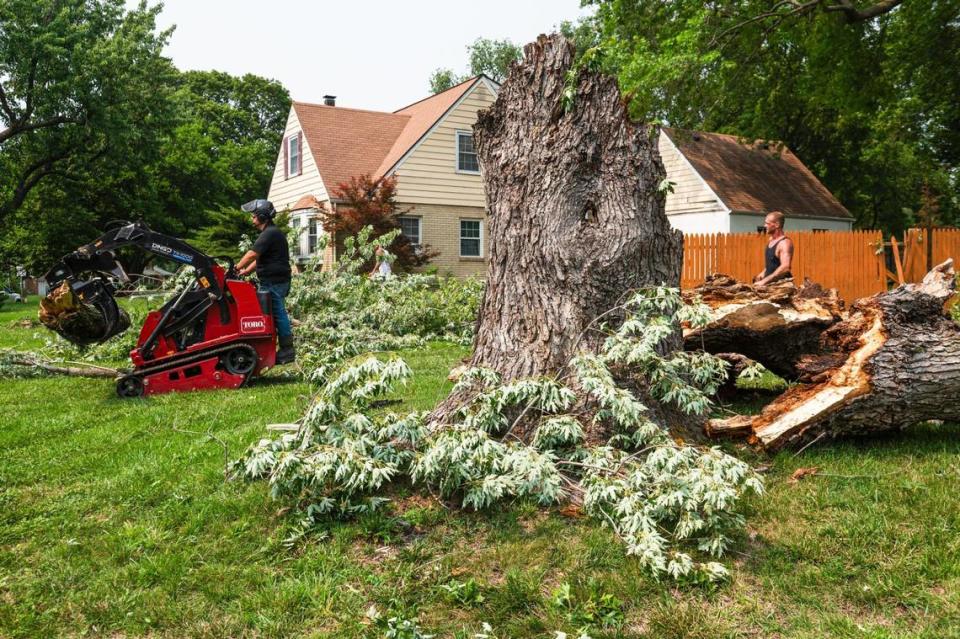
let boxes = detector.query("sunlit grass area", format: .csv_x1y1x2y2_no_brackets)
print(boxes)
1,310,957,638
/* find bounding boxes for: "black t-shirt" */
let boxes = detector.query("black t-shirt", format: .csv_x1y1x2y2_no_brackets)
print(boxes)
252,224,291,283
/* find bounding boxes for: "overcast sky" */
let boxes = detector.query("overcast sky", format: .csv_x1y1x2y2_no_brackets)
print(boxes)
135,0,594,112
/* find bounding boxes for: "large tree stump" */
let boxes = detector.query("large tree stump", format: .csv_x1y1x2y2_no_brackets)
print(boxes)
467,34,682,380
431,34,684,432
708,260,960,451
683,274,844,379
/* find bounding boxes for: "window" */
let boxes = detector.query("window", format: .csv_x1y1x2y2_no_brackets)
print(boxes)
398,216,421,246
456,131,479,173
460,219,482,257
290,217,302,257
308,218,318,254
288,135,300,177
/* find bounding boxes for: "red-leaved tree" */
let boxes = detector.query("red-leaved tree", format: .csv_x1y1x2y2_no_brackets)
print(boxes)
319,175,438,271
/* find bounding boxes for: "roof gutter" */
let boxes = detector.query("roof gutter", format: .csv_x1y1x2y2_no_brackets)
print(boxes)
729,210,855,222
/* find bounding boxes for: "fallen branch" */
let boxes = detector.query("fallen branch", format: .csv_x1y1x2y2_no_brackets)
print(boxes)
709,260,960,451
1,350,119,378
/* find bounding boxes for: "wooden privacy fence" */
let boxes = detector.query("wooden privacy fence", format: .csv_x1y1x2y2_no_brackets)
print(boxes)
682,230,885,303
898,227,960,284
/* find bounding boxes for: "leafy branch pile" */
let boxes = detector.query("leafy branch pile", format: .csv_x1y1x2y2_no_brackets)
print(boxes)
287,228,483,382
235,288,763,582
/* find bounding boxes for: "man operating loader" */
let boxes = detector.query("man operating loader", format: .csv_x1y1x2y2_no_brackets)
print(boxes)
236,199,296,364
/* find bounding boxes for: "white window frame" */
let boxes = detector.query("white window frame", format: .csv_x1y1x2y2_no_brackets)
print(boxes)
459,218,483,258
397,215,422,247
288,134,300,177
289,216,302,257
308,217,318,255
455,130,480,174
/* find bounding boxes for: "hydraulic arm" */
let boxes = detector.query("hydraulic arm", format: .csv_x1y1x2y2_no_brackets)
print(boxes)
44,221,227,346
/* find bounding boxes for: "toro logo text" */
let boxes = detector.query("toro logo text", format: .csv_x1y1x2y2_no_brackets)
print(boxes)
240,317,267,333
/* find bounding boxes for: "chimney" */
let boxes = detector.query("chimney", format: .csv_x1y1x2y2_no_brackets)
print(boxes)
323,95,336,106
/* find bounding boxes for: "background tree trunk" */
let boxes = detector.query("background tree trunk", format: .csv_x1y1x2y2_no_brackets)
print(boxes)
466,34,683,382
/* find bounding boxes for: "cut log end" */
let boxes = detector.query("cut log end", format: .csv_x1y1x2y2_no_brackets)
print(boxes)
38,282,130,347
683,275,844,379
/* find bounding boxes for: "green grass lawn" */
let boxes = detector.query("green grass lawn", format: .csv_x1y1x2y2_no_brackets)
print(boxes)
1,301,958,638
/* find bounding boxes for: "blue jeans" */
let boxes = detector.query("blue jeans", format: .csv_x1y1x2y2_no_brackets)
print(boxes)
259,281,292,338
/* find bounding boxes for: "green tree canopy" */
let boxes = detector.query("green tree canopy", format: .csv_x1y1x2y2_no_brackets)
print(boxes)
584,0,959,234
428,37,522,93
0,0,175,221
0,1,290,273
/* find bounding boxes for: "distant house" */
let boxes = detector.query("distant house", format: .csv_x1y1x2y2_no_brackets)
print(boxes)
267,76,500,276
658,128,853,233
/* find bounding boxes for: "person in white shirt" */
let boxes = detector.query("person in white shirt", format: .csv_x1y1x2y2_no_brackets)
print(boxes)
370,245,393,279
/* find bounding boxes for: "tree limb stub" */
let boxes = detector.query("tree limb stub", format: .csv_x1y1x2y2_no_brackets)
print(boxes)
708,260,960,451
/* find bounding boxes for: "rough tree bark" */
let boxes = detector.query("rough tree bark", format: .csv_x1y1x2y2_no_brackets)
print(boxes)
708,260,960,451
682,274,844,379
465,34,683,382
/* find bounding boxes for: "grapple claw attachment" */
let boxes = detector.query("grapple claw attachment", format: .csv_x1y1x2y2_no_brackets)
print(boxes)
38,280,130,347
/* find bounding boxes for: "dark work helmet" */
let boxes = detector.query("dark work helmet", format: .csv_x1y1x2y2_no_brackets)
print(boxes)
241,199,276,221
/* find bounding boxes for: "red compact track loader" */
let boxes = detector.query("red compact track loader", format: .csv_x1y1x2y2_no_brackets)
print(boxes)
43,221,277,397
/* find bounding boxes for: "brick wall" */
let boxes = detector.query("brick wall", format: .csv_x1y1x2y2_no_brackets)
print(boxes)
398,202,488,277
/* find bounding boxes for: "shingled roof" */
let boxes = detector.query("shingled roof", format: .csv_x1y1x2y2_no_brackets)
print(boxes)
293,77,482,196
663,128,851,220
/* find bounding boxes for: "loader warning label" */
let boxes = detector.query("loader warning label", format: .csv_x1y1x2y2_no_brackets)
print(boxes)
240,317,266,333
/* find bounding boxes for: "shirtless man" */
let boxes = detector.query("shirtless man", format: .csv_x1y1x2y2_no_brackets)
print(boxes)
754,211,794,286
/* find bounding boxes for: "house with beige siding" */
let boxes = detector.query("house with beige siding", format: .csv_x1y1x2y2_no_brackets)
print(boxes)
267,76,500,276
267,79,852,276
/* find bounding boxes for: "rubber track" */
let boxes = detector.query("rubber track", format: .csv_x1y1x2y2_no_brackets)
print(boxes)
120,342,260,387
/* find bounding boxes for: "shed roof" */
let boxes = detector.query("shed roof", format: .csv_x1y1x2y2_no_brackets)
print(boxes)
663,128,852,220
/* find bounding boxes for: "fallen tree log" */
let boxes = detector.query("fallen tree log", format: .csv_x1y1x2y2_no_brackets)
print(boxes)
683,274,844,379
708,260,960,451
